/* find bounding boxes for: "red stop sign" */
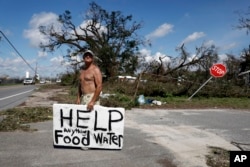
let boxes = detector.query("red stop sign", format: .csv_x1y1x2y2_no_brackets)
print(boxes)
210,63,227,77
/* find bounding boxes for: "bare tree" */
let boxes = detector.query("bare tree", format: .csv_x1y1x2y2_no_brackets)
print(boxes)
235,6,250,86
39,2,145,78
165,43,218,76
236,6,250,34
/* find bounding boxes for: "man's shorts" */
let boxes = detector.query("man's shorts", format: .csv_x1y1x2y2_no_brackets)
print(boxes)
81,93,100,105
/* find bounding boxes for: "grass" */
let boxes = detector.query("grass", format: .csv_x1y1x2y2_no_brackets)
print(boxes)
138,96,250,110
0,84,249,132
0,107,52,132
206,147,230,167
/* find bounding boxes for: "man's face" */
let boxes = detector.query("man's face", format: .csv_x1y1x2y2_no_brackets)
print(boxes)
83,53,93,63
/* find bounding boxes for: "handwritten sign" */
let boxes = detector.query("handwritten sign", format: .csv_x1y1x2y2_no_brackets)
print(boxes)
53,104,125,149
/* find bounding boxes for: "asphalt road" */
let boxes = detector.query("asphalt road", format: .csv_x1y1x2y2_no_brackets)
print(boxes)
0,85,37,111
0,108,249,167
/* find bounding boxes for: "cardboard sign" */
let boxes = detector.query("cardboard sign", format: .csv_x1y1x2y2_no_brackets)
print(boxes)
53,104,125,149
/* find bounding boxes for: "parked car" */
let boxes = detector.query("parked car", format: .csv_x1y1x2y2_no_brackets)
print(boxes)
56,79,61,83
23,78,35,85
40,79,46,84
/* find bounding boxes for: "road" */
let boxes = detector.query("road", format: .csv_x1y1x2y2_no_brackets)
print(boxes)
0,85,37,111
125,108,250,167
0,108,249,167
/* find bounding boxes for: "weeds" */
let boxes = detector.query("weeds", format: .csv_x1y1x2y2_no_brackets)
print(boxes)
0,107,52,131
206,147,230,167
0,83,249,133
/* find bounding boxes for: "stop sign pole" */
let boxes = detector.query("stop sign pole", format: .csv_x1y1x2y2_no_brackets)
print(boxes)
188,64,227,100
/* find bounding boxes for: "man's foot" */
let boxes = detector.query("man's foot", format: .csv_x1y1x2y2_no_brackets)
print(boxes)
81,147,89,151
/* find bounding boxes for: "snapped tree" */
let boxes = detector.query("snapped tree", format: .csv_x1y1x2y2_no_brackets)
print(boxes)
39,2,145,78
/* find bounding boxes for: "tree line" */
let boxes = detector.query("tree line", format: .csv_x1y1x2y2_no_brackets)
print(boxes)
39,2,250,97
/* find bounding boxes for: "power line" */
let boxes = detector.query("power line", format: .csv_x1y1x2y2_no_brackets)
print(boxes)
0,30,35,72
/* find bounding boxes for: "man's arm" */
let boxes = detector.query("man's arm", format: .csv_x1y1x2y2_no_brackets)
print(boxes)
76,73,82,104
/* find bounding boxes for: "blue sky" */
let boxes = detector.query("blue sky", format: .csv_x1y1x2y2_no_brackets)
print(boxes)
0,0,249,79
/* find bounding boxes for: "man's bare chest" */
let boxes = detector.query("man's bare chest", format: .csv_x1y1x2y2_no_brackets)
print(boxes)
81,71,94,82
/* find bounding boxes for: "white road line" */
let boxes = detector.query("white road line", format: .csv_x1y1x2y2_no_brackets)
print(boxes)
0,89,34,101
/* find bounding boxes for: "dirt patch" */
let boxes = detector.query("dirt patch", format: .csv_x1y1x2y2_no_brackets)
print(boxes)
18,88,67,108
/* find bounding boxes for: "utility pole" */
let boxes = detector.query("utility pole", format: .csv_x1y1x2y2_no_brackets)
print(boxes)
34,62,38,82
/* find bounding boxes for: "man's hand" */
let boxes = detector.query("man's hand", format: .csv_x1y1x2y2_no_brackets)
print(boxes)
76,98,81,104
87,101,94,111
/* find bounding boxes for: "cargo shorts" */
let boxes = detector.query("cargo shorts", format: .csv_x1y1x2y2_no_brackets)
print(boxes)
81,93,100,105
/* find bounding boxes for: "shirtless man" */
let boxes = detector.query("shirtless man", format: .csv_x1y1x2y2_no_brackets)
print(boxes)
76,50,102,111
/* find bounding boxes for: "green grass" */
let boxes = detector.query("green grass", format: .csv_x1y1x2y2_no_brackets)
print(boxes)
138,96,250,110
0,107,52,132
0,84,249,132
56,84,250,110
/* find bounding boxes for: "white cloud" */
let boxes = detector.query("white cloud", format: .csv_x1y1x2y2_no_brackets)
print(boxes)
0,56,35,78
0,54,70,78
203,39,237,53
50,56,64,65
146,23,174,39
218,54,229,63
75,20,107,37
137,49,171,73
50,55,71,68
203,40,215,47
38,51,48,58
139,49,171,64
187,54,199,62
154,52,171,63
181,32,206,45
139,48,152,61
21,12,71,77
23,12,60,48
0,57,19,68
35,55,71,77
